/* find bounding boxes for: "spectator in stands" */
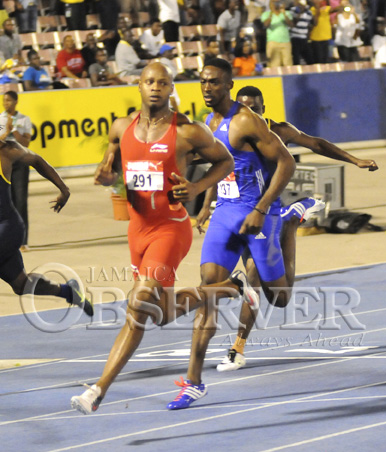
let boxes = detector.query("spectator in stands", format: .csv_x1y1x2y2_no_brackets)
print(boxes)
159,0,180,42
56,35,87,79
22,49,53,90
89,48,125,86
334,1,362,62
81,33,98,73
115,28,147,76
14,0,38,33
309,0,339,64
159,43,191,81
96,0,121,30
217,0,242,55
0,18,23,64
139,18,165,57
99,15,130,58
290,0,314,65
261,0,293,67
60,0,87,31
371,16,386,53
198,0,216,25
212,0,227,21
232,38,258,76
203,36,221,65
186,2,202,25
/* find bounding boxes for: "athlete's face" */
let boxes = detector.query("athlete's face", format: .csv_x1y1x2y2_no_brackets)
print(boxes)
139,64,174,110
200,66,233,108
237,95,265,115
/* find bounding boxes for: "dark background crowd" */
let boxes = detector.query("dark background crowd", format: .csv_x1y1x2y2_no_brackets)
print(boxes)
0,0,385,91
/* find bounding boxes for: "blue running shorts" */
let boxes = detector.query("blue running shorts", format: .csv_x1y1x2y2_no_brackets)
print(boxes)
201,203,285,282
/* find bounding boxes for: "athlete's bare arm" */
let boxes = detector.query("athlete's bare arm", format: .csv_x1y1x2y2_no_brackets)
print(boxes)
173,119,234,203
232,108,296,234
272,120,378,171
0,141,70,212
196,184,217,233
94,113,137,186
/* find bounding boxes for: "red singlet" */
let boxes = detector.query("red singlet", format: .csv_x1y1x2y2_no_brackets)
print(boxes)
120,112,193,287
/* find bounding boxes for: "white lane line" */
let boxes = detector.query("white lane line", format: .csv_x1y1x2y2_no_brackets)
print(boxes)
2,305,385,375
46,379,386,452
0,337,192,374
2,347,386,428
18,395,386,423
2,326,386,421
61,356,386,362
259,421,386,452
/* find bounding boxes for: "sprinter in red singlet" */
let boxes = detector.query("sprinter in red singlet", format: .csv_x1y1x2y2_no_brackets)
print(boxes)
71,62,258,414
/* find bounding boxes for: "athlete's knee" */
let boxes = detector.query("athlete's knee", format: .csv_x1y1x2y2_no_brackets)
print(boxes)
267,289,291,308
200,267,224,285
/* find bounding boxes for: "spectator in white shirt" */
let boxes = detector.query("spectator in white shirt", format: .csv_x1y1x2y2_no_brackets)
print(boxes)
115,28,148,76
374,43,386,68
371,17,386,53
140,18,165,57
159,0,180,42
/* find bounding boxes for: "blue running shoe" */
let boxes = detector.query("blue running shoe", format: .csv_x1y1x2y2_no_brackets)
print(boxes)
280,197,325,223
167,377,208,410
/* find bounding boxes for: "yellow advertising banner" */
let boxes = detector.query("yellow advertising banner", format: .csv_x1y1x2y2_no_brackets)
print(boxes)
13,77,285,168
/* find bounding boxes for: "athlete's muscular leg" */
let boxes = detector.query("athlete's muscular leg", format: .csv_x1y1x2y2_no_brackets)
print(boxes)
10,270,61,296
96,275,240,394
96,278,164,396
234,216,300,345
186,263,233,385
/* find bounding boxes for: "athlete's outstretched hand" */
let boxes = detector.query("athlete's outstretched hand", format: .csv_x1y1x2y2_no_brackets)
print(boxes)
196,206,211,234
356,159,378,171
171,173,198,202
50,189,70,213
94,153,118,186
239,209,265,235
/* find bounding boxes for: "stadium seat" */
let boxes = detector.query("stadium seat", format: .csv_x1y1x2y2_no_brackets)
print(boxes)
179,41,203,56
138,12,150,27
175,56,203,72
86,14,101,30
263,67,283,76
56,15,67,31
0,83,23,93
200,24,218,38
35,32,60,50
21,33,38,50
62,78,91,89
180,25,201,41
37,16,59,32
358,46,373,60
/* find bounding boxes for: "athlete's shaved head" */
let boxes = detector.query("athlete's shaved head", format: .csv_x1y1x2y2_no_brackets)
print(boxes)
140,62,174,83
237,86,264,103
139,62,174,112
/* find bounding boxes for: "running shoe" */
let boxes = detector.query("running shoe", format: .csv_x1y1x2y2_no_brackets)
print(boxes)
67,279,94,317
280,197,325,223
230,270,259,309
217,348,246,372
71,384,102,414
167,377,208,410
